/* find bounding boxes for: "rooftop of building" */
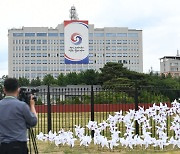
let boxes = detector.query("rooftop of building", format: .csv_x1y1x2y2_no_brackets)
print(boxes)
160,51,180,60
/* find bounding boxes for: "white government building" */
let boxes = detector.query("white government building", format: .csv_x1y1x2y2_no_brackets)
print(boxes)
8,6,143,80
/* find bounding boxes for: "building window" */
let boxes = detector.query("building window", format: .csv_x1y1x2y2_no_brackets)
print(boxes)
94,33,104,37
112,46,116,51
37,33,47,37
106,40,110,44
48,33,58,37
25,40,29,44
89,46,93,51
25,33,35,37
37,40,41,44
37,46,41,51
123,40,127,44
42,40,47,44
25,46,30,51
42,60,47,64
42,46,47,51
89,53,93,57
89,60,93,64
59,33,64,37
111,40,116,44
31,46,35,51
117,33,127,37
37,60,41,64
31,67,36,71
123,46,127,51
60,46,64,51
31,53,35,57
123,53,127,57
118,60,122,63
117,53,122,57
106,33,116,37
42,53,47,57
106,53,111,57
128,33,138,37
13,33,23,37
43,66,47,71
31,73,36,78
31,40,35,44
60,60,64,64
106,46,110,51
25,67,30,71
60,40,64,44
37,67,41,71
36,53,41,57
123,60,128,64
60,53,64,57
112,53,116,57
25,60,30,64
89,40,93,44
88,33,93,37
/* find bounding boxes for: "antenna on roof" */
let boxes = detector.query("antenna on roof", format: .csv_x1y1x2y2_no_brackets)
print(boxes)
177,49,180,56
69,5,79,20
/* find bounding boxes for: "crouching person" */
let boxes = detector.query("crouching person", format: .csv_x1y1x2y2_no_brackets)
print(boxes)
0,78,37,154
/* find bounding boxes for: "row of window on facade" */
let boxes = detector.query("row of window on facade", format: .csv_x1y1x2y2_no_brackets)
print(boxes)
13,32,139,38
12,46,139,52
13,39,64,45
89,39,139,45
13,73,60,79
13,46,64,51
12,66,98,74
12,58,139,66
13,52,139,58
13,39,139,45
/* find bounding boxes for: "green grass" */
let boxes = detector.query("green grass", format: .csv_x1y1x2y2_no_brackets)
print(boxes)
35,141,180,154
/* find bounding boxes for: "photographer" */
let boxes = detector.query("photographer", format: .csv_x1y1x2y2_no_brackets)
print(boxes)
0,78,37,154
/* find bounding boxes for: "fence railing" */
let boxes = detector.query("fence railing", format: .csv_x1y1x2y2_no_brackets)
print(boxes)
0,85,180,138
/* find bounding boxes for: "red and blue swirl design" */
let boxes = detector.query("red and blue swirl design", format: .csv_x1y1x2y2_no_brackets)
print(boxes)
71,33,82,45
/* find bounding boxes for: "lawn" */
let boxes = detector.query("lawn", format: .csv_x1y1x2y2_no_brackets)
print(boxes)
34,141,180,154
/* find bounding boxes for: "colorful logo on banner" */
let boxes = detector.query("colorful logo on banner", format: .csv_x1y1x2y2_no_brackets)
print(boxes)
64,20,89,64
71,33,82,45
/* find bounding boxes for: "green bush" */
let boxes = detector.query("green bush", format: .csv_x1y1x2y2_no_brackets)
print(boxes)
139,91,170,103
94,91,134,104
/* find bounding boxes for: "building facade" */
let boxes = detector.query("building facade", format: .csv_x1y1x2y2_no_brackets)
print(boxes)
160,51,180,77
8,22,143,80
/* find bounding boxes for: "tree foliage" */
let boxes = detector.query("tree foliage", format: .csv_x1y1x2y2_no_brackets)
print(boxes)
18,77,30,87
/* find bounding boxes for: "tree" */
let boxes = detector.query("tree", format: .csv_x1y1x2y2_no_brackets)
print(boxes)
99,62,146,86
43,74,56,85
18,77,30,87
66,72,80,85
81,69,100,85
57,73,67,86
30,77,41,86
99,62,126,84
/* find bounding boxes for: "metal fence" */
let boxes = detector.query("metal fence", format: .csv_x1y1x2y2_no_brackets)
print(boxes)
0,85,180,138
32,85,180,138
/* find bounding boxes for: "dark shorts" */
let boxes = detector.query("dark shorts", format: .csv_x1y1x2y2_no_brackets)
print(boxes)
0,141,28,154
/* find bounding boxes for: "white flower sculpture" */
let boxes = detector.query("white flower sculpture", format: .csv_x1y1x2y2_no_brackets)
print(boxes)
37,100,180,150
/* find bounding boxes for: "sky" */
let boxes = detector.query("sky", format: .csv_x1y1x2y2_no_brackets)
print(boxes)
0,0,180,77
